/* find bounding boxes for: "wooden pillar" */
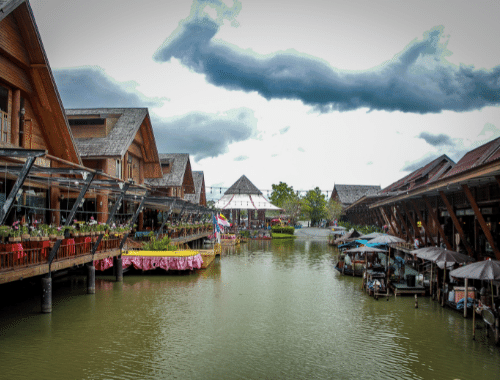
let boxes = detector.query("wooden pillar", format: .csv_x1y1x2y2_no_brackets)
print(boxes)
50,186,60,226
96,194,108,224
439,191,474,256
11,89,20,146
401,202,423,246
138,211,144,231
423,196,452,250
395,205,411,241
462,184,500,260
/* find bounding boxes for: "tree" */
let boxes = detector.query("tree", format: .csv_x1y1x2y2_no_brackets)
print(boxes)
270,182,296,208
281,196,303,226
325,199,343,224
302,187,327,226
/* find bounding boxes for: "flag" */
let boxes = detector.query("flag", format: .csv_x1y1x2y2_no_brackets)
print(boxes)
217,214,230,227
212,215,220,233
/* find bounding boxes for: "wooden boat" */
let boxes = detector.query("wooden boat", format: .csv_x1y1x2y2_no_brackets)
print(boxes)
334,252,365,277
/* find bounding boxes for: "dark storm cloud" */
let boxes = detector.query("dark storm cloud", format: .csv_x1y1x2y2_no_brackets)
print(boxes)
152,107,257,161
417,132,454,146
53,66,164,108
154,4,500,114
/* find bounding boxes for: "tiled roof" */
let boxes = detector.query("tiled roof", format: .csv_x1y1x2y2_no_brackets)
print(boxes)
444,137,500,178
226,175,262,195
66,108,148,157
145,153,190,188
184,171,204,203
333,184,381,205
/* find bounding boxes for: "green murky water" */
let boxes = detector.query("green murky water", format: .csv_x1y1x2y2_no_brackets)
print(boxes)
0,240,499,379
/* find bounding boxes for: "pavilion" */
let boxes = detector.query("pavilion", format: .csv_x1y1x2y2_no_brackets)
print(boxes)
214,175,280,228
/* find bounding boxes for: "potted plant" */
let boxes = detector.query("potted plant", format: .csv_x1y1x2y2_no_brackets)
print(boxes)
0,225,10,243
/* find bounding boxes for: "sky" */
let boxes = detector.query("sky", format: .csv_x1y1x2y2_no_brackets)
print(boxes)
29,0,500,199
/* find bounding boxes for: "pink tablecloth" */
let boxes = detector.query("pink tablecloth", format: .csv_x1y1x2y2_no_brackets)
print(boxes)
123,254,203,271
93,254,203,272
94,257,114,271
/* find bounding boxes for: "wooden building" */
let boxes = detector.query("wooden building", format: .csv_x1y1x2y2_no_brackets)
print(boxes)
344,156,455,227
184,171,206,206
146,153,195,199
368,137,500,260
65,108,162,227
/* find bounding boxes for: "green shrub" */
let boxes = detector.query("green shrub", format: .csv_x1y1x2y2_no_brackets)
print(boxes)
271,226,295,235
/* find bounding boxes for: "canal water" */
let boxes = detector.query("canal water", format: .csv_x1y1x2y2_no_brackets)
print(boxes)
0,239,499,379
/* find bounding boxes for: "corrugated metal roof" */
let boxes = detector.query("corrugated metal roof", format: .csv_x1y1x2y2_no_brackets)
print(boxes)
381,155,454,193
445,137,500,178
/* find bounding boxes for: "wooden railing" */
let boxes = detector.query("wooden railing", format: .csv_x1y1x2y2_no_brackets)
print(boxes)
0,236,123,272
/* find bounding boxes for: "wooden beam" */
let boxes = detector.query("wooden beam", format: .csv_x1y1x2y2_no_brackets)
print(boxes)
401,202,424,246
439,191,474,257
462,184,500,260
381,206,399,237
423,196,452,250
410,199,435,246
395,205,412,241
387,206,404,238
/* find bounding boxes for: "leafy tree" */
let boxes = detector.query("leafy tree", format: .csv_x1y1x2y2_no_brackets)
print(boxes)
302,187,327,226
325,199,343,223
270,182,296,208
281,196,303,226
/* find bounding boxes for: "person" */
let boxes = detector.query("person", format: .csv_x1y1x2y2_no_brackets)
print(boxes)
414,238,419,249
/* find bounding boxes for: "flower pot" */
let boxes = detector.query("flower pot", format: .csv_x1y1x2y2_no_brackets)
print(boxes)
41,236,49,241
49,234,56,240
56,235,64,240
22,234,30,240
8,237,21,243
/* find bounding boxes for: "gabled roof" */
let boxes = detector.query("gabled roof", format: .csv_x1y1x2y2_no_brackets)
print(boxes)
332,184,381,205
225,175,262,195
66,108,156,158
145,153,194,192
184,171,204,204
444,137,500,178
0,0,81,164
381,155,455,193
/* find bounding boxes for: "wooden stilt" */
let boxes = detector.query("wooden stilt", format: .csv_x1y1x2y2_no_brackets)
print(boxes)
472,303,476,340
464,278,468,318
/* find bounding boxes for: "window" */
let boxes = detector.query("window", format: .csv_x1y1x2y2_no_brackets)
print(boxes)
116,159,122,179
68,118,105,126
127,158,133,180
0,85,9,143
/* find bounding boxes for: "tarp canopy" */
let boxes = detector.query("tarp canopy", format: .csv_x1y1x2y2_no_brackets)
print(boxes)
214,193,280,210
345,246,388,254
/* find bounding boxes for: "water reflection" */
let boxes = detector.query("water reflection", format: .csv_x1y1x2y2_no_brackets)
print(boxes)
0,240,499,379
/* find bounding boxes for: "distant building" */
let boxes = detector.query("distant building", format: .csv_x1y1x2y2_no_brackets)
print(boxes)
146,153,195,200
184,171,206,206
330,184,381,209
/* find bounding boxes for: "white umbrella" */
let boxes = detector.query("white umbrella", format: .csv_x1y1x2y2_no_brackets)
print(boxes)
369,234,406,245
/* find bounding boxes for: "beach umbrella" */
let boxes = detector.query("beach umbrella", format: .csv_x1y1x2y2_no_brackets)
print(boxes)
368,234,406,245
425,249,473,266
450,259,500,313
412,246,450,260
358,232,385,240
449,259,500,281
345,246,388,254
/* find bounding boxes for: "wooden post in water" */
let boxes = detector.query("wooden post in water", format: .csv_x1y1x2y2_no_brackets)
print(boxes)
430,263,434,299
464,278,468,318
472,303,476,340
415,294,418,308
442,261,446,307
495,318,499,345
